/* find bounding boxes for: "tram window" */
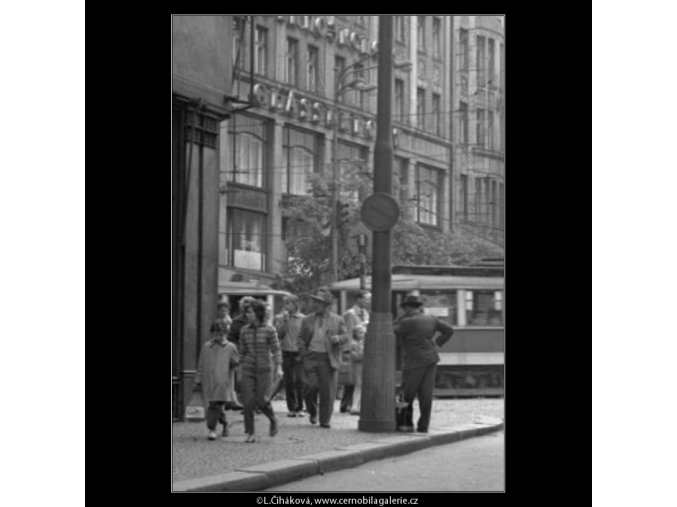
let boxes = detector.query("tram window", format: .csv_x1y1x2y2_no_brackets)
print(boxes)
420,290,457,326
465,290,503,327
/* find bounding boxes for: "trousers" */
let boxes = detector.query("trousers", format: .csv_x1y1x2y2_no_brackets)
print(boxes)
206,401,227,431
240,369,277,435
400,363,437,432
303,352,337,426
282,351,305,412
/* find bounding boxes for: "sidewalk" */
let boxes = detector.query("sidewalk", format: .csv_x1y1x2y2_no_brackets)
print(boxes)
172,397,504,492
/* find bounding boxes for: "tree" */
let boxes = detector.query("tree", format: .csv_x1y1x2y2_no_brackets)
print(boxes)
276,166,504,293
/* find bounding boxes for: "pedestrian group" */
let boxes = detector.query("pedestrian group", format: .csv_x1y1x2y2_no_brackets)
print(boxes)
193,287,454,441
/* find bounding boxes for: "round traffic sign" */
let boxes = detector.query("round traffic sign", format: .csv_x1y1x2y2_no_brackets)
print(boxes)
360,192,400,232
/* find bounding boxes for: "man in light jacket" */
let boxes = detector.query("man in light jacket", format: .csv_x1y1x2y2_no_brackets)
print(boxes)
298,288,349,428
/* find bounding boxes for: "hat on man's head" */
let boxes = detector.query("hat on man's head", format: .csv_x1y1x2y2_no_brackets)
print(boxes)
310,288,334,305
401,294,424,308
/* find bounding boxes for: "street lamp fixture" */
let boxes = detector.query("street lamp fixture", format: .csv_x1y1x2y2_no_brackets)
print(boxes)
329,56,411,283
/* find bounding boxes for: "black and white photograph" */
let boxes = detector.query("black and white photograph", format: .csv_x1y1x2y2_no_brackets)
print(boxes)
171,14,505,493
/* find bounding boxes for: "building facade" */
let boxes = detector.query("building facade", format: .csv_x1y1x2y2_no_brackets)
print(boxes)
219,15,458,288
451,15,505,247
172,15,233,420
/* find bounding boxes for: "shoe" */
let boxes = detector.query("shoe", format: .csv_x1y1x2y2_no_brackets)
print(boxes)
309,414,317,425
416,428,428,433
287,411,297,418
221,422,229,437
208,431,217,440
349,410,360,416
320,423,331,428
269,419,279,437
245,434,256,443
396,425,414,433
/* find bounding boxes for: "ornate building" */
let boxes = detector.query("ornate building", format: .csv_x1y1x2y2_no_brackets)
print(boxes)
451,15,505,247
219,15,457,288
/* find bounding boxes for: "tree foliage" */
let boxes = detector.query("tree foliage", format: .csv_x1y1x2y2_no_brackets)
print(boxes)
272,166,503,295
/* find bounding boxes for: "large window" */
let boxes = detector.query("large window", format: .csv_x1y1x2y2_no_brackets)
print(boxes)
307,45,319,92
465,290,503,326
354,62,366,108
338,141,368,202
335,55,346,103
488,110,495,150
286,38,298,85
499,182,504,229
432,93,442,136
476,35,486,88
396,156,408,204
488,38,496,86
460,173,468,220
395,16,406,43
282,127,318,196
432,17,442,59
226,208,267,272
421,290,458,326
416,87,426,130
255,26,268,76
491,179,498,226
395,79,405,120
228,116,267,188
459,28,469,93
417,16,426,52
416,165,439,226
474,177,483,222
459,101,468,145
476,108,485,147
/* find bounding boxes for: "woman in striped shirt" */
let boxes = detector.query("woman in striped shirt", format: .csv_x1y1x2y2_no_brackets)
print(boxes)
239,299,283,443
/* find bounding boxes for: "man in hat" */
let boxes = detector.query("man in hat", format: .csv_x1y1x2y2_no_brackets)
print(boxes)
298,288,349,428
394,294,454,433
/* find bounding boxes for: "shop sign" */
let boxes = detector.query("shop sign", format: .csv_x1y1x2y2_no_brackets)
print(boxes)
276,15,377,55
253,82,386,141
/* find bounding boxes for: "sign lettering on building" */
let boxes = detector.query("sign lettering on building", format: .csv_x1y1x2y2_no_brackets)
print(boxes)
275,15,376,55
253,82,396,142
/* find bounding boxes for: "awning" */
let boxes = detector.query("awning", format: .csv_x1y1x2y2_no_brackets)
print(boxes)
330,274,504,291
217,281,291,297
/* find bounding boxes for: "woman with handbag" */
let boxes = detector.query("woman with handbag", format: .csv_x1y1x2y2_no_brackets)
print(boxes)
239,299,283,443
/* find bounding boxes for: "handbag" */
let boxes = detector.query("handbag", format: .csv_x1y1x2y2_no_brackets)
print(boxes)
264,373,285,404
185,391,206,421
338,350,354,386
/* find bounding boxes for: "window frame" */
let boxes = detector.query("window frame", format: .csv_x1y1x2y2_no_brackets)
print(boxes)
226,208,267,272
254,25,268,76
286,37,299,86
417,16,426,52
282,126,319,196
306,44,319,92
416,87,426,130
432,17,442,59
432,92,442,136
415,164,440,227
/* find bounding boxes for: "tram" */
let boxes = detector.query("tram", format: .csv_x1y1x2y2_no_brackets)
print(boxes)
330,263,504,397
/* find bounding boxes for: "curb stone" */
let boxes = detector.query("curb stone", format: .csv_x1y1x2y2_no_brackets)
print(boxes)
172,422,503,492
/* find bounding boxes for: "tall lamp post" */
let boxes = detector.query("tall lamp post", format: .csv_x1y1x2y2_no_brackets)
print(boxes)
358,15,398,433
